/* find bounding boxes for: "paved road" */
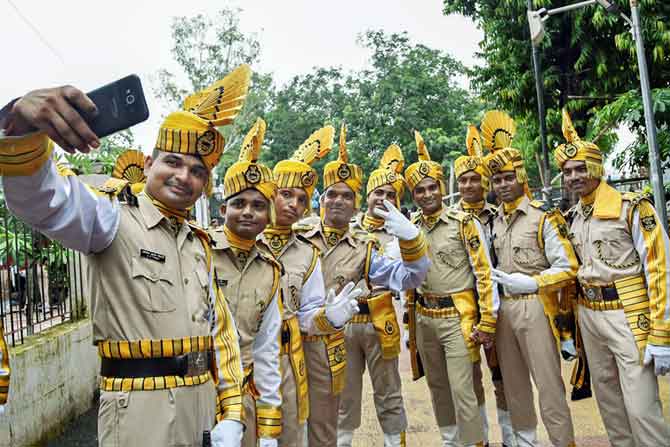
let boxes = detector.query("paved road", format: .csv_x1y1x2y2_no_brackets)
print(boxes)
49,342,670,446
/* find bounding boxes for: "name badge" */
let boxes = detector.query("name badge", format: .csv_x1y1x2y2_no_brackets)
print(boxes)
140,249,166,263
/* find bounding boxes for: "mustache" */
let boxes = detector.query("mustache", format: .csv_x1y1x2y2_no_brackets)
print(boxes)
164,178,193,195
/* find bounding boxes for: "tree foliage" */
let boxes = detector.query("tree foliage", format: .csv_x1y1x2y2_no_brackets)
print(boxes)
60,129,135,175
263,31,483,193
153,7,274,183
443,0,670,182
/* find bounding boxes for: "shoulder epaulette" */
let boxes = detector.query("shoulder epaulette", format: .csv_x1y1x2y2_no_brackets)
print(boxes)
622,191,651,207
410,212,421,225
292,217,319,233
444,208,471,223
530,200,554,213
295,233,322,255
352,230,381,248
187,221,212,244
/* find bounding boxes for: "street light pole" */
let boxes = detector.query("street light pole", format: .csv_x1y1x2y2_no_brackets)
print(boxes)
527,0,551,201
629,0,668,228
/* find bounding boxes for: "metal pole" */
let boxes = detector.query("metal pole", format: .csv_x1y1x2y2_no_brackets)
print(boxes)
630,0,668,230
546,0,597,16
528,0,551,201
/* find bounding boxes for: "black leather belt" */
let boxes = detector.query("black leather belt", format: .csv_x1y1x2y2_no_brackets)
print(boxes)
357,301,370,314
581,284,619,302
417,294,454,309
100,351,212,378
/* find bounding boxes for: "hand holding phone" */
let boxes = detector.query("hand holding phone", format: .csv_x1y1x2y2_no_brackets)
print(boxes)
4,75,149,153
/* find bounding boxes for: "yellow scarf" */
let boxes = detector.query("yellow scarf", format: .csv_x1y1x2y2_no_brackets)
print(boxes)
264,226,292,256
421,206,443,231
145,192,190,231
362,213,385,231
223,225,255,268
322,224,346,248
503,195,525,215
461,200,485,215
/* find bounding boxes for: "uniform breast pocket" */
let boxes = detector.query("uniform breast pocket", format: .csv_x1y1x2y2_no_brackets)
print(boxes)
282,273,303,316
433,236,468,270
131,256,177,313
512,237,544,267
592,230,639,269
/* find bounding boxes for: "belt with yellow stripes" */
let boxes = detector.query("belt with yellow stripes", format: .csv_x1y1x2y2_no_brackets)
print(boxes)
98,336,213,392
416,295,459,319
502,293,539,301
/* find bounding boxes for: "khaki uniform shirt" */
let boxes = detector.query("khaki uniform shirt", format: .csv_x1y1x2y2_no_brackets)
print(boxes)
413,207,498,333
569,185,670,349
2,158,243,421
210,229,282,413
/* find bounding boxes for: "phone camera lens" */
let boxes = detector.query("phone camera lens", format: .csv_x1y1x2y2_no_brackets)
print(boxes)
125,94,135,105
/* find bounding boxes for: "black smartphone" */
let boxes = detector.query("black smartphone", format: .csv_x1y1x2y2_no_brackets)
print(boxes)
84,74,149,139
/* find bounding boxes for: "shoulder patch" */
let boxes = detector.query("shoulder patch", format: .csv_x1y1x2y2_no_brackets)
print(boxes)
295,233,322,254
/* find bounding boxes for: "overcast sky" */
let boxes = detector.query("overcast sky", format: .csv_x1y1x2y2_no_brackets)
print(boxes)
1,0,483,151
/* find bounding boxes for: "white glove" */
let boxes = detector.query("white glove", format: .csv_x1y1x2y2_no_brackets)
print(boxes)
0,405,5,416
491,269,538,295
259,439,278,447
211,420,243,447
375,199,419,241
325,282,362,328
560,339,577,361
643,344,670,376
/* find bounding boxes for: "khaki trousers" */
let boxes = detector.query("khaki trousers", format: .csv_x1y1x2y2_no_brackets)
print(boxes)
98,381,216,447
472,350,506,410
578,305,669,446
338,321,407,434
416,312,483,445
303,337,339,447
241,391,258,447
279,352,305,446
496,297,575,447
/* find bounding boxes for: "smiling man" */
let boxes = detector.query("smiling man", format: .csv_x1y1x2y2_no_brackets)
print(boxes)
0,66,251,447
452,125,512,447
295,124,430,447
555,109,670,446
209,118,283,447
263,125,361,446
405,131,497,447
338,144,409,447
482,110,578,447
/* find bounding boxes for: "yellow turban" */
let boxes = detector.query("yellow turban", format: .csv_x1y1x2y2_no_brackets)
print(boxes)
405,131,446,195
366,143,406,207
553,108,604,179
223,118,276,202
323,124,364,207
107,149,146,195
454,125,490,190
154,64,252,196
274,125,334,212
480,110,531,198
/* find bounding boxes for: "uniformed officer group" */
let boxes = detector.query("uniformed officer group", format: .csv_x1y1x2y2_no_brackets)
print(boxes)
0,64,668,447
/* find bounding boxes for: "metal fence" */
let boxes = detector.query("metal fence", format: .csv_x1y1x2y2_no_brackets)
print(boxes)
0,200,87,347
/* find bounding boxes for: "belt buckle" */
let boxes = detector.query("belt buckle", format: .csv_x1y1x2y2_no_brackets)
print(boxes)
584,286,599,302
186,351,208,376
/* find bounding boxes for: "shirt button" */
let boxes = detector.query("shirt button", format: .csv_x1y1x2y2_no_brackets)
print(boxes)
184,277,189,284
192,313,197,322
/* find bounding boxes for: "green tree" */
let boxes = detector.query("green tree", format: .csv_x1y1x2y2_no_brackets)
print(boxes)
264,31,483,196
442,0,670,183
60,129,135,175
153,7,275,184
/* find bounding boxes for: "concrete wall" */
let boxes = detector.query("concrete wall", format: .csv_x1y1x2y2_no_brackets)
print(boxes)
0,320,98,446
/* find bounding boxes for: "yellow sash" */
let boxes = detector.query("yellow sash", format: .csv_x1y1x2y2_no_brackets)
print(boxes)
326,331,347,394
282,317,310,423
367,292,401,359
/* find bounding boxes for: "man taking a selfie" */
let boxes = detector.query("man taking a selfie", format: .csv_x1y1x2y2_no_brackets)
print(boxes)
0,66,251,447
